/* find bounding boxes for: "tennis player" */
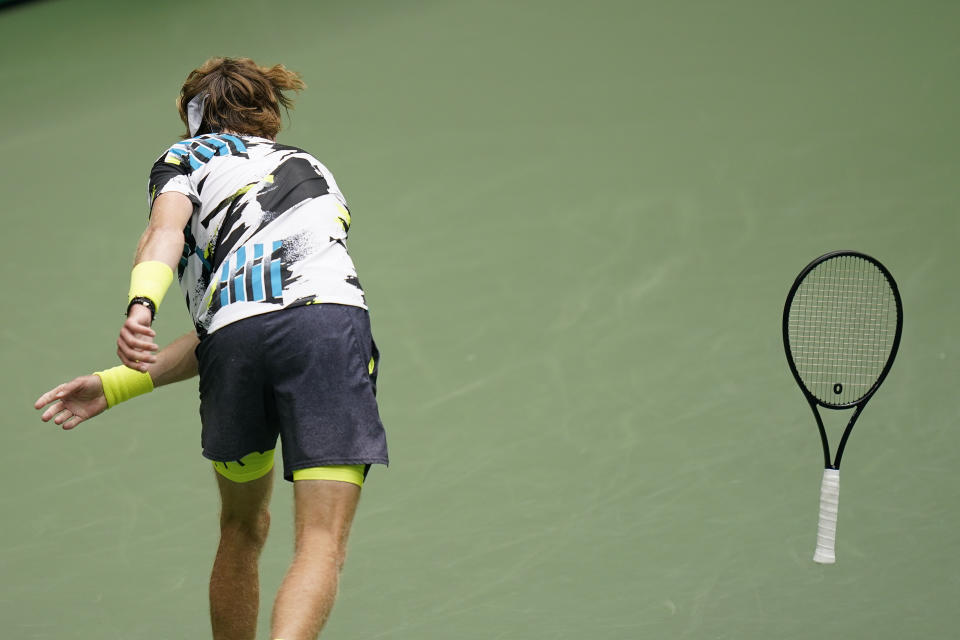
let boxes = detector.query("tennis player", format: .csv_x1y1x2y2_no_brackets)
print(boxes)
34,57,388,640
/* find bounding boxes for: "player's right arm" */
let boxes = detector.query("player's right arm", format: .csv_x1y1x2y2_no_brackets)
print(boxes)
35,331,200,430
117,192,194,370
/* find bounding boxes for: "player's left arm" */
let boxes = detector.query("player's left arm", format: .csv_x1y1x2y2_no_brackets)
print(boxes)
117,192,193,370
35,330,200,430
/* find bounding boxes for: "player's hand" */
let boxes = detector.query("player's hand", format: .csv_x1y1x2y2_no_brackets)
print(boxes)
34,375,108,430
117,303,158,371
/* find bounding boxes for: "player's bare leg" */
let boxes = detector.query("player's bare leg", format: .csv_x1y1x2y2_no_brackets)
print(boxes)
270,479,360,639
210,470,274,640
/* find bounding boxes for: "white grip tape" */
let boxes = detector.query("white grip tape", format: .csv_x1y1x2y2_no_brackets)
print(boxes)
813,468,840,564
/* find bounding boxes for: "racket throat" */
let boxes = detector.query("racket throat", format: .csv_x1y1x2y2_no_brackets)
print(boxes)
807,398,832,468
833,404,865,469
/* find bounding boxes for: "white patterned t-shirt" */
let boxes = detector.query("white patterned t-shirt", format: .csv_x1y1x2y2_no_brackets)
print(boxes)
148,133,367,337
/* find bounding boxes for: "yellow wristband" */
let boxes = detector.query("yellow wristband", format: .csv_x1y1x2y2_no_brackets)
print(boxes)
93,365,154,408
128,261,174,310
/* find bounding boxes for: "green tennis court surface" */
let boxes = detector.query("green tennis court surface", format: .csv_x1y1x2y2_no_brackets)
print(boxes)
2,1,958,637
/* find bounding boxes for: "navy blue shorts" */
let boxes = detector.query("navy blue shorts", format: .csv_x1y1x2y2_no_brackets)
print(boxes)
196,304,389,481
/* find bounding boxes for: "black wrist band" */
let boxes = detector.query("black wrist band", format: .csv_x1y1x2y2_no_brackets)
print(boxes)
127,296,157,321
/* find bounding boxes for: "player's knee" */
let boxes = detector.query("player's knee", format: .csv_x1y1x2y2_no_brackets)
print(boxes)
331,540,348,573
327,541,349,575
220,508,271,548
296,528,349,571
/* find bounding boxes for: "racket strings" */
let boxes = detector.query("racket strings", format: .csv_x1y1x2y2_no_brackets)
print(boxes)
787,255,898,405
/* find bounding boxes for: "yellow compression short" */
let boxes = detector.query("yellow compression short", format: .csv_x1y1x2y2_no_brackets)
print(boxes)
212,450,365,487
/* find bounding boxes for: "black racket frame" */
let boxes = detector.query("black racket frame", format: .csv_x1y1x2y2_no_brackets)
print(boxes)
782,250,903,470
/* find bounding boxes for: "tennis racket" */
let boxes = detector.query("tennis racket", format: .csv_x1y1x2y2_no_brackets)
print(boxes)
782,250,903,564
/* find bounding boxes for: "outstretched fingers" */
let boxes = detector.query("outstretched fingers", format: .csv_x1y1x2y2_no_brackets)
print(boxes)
40,399,65,422
34,376,105,430
61,413,85,430
35,378,79,411
34,384,65,410
38,399,84,429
